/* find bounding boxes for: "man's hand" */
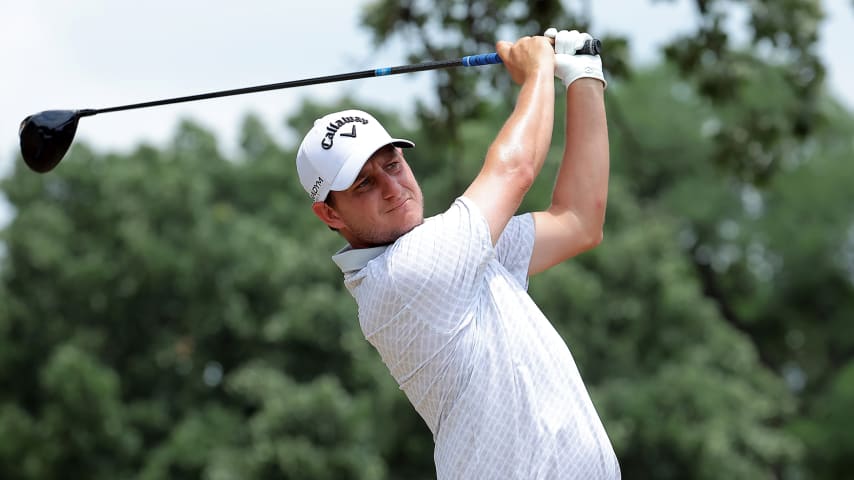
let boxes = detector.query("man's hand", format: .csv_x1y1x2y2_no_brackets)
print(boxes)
496,36,555,85
544,28,606,89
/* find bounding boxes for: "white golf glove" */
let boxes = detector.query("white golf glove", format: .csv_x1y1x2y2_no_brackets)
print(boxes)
544,27,606,89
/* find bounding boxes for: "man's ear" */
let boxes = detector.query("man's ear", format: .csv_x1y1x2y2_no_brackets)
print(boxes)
312,201,346,230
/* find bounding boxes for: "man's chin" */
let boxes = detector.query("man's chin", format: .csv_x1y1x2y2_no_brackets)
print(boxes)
348,206,424,248
400,217,424,236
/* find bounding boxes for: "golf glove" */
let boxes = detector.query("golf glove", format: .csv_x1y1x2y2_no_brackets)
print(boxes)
544,27,606,89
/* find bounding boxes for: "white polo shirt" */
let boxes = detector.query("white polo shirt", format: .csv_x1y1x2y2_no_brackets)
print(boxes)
333,197,620,479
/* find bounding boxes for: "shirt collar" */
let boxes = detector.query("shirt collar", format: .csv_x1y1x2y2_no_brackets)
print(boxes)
331,244,389,274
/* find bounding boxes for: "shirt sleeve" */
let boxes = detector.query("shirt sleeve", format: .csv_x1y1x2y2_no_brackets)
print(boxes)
493,213,535,289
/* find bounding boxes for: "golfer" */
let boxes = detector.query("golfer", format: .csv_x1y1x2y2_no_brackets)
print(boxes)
296,28,619,479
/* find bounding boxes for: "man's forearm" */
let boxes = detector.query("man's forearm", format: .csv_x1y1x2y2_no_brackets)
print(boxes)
549,79,609,231
486,69,555,186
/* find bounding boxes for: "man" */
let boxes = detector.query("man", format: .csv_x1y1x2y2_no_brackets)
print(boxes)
296,28,619,479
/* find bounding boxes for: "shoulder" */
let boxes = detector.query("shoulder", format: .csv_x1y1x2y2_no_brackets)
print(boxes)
352,198,494,303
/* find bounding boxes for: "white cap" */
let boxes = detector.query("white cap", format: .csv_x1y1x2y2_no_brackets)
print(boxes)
296,109,414,202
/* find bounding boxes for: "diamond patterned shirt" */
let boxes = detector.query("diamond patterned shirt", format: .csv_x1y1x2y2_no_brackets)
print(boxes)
332,197,620,479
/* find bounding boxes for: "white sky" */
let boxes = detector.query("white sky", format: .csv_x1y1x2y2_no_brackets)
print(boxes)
1,1,853,224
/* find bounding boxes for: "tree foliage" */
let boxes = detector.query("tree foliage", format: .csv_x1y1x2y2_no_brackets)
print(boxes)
1,1,853,479
0,113,434,479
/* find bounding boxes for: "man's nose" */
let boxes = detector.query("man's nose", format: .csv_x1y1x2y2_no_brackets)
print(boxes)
378,172,403,198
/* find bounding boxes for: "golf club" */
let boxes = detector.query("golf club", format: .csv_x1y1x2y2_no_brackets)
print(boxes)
19,39,601,173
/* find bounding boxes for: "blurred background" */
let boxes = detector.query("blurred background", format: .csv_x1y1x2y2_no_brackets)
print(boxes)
2,1,853,478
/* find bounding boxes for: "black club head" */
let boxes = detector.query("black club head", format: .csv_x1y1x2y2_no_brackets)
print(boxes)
19,110,83,173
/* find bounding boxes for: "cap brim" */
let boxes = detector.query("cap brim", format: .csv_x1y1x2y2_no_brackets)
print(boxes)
328,138,415,192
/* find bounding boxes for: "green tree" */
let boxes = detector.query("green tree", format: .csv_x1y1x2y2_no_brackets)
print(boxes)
2,1,853,478
0,110,432,479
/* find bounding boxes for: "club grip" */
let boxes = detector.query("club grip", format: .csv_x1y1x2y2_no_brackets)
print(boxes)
462,53,502,66
575,38,602,56
462,39,601,67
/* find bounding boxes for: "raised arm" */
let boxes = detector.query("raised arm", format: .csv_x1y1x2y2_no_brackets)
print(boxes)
463,36,555,245
528,29,609,276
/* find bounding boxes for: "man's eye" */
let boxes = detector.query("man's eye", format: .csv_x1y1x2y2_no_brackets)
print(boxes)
386,162,400,171
357,178,371,189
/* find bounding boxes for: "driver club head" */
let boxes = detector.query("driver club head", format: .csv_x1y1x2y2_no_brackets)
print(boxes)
19,110,83,173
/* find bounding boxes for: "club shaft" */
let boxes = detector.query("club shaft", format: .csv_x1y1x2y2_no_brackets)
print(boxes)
81,38,600,118
86,56,491,117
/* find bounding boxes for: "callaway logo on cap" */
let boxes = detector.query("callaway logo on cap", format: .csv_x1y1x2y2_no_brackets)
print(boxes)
321,115,368,149
296,109,414,202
